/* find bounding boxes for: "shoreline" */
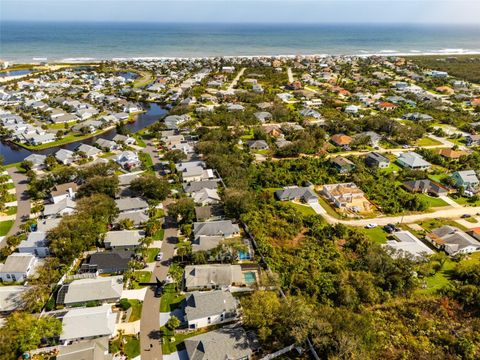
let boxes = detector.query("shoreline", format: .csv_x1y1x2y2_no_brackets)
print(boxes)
2,51,480,66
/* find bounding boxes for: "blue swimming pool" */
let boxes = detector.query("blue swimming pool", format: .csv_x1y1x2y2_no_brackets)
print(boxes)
243,272,256,285
238,251,250,260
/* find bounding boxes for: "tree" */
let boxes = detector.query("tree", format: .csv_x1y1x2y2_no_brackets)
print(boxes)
164,149,187,163
223,188,255,219
130,175,169,201
77,175,119,198
0,312,62,360
168,198,195,223
166,315,180,331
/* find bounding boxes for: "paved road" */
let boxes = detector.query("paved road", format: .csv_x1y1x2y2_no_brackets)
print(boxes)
1,167,30,247
227,67,246,92
317,203,480,227
140,215,178,360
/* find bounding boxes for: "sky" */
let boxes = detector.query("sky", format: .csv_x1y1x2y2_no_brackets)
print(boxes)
1,0,480,24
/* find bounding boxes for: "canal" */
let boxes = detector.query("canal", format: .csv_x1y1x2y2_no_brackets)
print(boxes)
0,103,167,165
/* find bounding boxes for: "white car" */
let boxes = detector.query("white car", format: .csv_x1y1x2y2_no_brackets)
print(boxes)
156,252,164,261
365,223,378,229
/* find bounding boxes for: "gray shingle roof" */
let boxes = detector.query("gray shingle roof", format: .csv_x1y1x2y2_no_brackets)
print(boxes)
184,290,237,322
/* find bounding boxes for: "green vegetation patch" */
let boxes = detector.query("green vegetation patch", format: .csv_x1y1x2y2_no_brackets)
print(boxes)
0,220,14,236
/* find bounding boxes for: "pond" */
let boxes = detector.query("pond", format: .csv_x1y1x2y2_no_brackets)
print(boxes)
0,103,167,165
0,69,35,78
118,72,139,80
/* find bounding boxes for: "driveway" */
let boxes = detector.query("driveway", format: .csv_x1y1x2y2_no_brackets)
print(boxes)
1,167,30,247
140,215,178,360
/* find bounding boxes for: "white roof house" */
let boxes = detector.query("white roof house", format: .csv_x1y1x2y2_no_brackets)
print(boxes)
385,231,434,260
60,304,117,343
104,230,144,250
183,264,245,291
17,231,50,258
0,253,37,283
397,152,432,170
0,286,27,313
57,275,123,306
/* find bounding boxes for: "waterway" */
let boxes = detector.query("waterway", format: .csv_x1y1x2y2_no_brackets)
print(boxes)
0,69,35,77
0,103,167,165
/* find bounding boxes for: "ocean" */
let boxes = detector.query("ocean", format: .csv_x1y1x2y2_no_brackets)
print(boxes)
1,22,480,62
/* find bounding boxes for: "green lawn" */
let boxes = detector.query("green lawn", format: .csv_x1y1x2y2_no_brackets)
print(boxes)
132,134,146,147
128,299,143,322
130,271,152,289
288,202,317,216
417,194,449,208
317,196,342,219
160,284,185,313
146,248,161,262
450,195,480,207
418,218,468,232
0,220,14,236
153,228,165,240
417,258,457,295
362,227,390,244
110,335,140,359
415,137,443,147
133,71,155,88
161,326,219,355
139,152,154,173
4,206,17,216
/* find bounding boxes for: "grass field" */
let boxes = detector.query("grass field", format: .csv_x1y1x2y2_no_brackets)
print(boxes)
288,202,317,216
317,196,342,219
159,284,185,313
417,194,449,208
110,335,140,359
0,220,14,236
146,248,161,262
128,299,143,322
361,227,390,244
130,271,152,289
415,137,443,147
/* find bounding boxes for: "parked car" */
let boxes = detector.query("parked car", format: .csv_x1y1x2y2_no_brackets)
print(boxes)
383,225,394,233
461,214,471,218
365,223,378,229
156,252,164,261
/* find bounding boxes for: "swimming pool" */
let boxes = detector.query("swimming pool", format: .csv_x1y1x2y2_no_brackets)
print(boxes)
238,251,251,260
243,272,256,285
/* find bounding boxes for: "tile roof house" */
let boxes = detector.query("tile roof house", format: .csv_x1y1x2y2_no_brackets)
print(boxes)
184,290,238,329
426,226,480,255
274,186,318,204
397,152,431,170
104,230,144,250
451,170,479,189
184,326,257,360
403,179,449,196
183,264,245,291
437,148,468,160
57,275,123,307
0,253,37,283
331,134,352,147
59,304,117,344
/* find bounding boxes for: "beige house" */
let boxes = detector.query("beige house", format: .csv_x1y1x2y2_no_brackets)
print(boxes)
321,182,371,213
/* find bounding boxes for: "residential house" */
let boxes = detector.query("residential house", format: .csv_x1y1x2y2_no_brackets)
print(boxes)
0,286,26,314
426,226,480,255
274,186,318,204
43,198,76,218
438,148,468,160
254,111,272,123
193,220,240,240
114,211,149,228
50,182,78,204
192,188,221,206
465,134,480,146
397,152,432,170
469,228,480,241
385,231,434,260
76,143,101,158
56,275,123,307
322,183,370,212
80,251,134,274
184,290,238,329
247,140,269,150
183,264,245,291
183,326,256,360
331,134,352,147
344,105,360,114
17,231,50,258
113,134,136,145
330,156,356,174
183,180,219,194
24,153,46,171
365,152,390,168
104,230,144,251
403,179,449,196
451,170,479,190
95,138,119,152
115,197,149,213
195,205,225,222
0,253,37,283
55,337,112,360
116,151,141,170
55,149,76,165
59,305,117,344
